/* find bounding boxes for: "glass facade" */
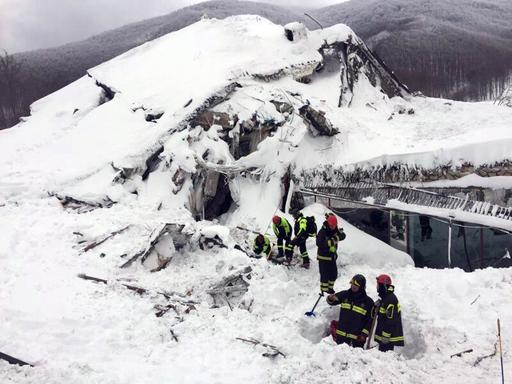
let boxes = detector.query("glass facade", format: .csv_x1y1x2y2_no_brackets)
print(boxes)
336,206,512,270
335,208,389,244
303,193,512,270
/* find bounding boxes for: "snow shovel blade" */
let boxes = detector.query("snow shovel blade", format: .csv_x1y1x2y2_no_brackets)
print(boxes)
304,310,316,317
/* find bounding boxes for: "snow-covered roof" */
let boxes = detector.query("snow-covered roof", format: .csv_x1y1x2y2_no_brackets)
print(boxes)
87,15,352,114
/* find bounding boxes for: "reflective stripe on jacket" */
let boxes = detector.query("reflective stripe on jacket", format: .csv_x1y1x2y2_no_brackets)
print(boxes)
374,286,404,346
294,216,308,239
316,222,345,262
328,289,374,341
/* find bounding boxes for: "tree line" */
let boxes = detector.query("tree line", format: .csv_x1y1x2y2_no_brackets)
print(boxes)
0,50,26,128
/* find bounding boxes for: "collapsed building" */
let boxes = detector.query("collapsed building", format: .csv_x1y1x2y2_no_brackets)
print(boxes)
4,16,511,271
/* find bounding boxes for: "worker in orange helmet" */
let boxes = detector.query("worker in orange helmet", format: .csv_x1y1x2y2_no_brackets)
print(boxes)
316,213,345,294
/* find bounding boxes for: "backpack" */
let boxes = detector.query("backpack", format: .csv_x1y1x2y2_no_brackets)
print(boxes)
307,216,317,237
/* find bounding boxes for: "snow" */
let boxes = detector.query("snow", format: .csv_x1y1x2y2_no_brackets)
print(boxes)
0,15,510,384
88,15,327,114
402,174,512,190
0,200,510,383
386,199,512,233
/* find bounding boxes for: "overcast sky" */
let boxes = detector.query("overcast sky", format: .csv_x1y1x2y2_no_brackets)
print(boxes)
0,0,346,53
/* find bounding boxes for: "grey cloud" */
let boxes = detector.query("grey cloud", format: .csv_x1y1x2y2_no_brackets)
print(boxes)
0,0,345,53
0,0,197,52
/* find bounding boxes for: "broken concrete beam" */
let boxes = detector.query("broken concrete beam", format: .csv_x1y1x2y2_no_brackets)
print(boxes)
177,82,242,132
111,163,137,184
145,111,164,122
51,193,115,213
298,105,338,136
207,285,249,295
141,146,164,181
120,223,188,269
270,100,294,115
204,170,221,198
172,168,187,194
190,111,238,131
207,266,252,308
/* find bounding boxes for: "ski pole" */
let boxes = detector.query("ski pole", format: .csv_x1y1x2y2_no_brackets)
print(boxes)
305,292,323,317
498,318,505,384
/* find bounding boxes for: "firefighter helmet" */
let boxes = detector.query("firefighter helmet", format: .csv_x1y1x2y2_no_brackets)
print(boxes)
376,274,392,286
351,274,366,290
326,214,337,229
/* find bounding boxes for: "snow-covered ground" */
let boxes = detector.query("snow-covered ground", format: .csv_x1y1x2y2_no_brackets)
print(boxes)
0,201,510,383
0,15,510,383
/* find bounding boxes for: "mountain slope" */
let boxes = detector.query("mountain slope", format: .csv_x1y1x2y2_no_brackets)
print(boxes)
311,0,512,100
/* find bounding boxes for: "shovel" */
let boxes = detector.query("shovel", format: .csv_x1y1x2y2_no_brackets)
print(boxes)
305,292,324,317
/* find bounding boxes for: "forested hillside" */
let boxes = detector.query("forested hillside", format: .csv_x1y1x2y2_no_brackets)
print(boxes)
311,0,512,100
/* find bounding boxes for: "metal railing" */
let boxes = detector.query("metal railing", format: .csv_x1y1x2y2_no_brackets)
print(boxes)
301,180,512,222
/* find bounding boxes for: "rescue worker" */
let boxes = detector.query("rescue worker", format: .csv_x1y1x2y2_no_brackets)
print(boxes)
326,274,374,348
272,215,293,262
374,274,404,352
252,234,271,259
291,211,316,269
316,213,345,294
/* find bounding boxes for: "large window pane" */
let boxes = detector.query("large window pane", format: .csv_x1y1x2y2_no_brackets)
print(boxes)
408,215,449,268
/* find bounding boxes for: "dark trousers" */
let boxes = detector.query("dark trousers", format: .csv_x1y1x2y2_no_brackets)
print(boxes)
319,260,337,293
336,335,364,349
277,237,293,259
378,343,395,352
293,238,309,260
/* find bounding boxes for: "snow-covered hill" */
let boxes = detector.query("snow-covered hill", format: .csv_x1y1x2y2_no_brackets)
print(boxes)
0,16,510,383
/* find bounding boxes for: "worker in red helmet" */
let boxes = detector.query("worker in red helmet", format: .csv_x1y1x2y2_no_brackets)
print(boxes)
316,213,346,294
272,215,293,262
374,274,404,352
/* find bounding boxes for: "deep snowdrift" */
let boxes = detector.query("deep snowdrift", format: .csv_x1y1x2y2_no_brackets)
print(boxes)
0,200,510,383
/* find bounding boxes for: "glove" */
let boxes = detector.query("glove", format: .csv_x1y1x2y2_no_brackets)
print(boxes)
357,334,367,343
326,294,337,304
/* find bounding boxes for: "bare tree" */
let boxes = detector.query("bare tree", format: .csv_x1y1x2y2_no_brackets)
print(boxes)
0,49,24,129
